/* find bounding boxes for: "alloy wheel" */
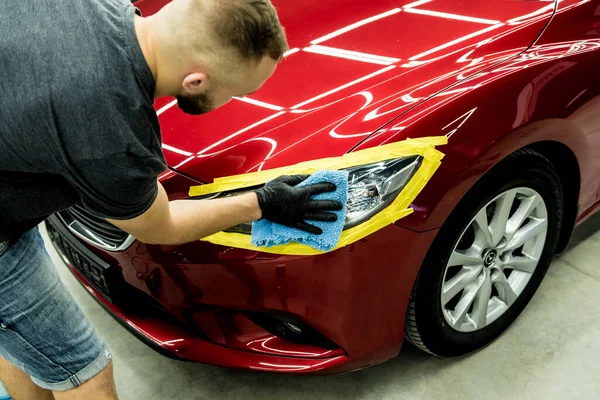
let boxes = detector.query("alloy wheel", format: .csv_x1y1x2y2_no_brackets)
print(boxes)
440,187,548,333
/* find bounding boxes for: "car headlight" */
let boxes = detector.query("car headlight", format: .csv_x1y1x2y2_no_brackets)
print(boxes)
344,156,421,228
197,156,422,234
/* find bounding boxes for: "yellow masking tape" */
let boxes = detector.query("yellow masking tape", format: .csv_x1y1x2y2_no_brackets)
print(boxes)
188,136,448,255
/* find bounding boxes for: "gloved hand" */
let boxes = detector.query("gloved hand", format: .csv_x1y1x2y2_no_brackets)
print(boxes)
255,175,343,234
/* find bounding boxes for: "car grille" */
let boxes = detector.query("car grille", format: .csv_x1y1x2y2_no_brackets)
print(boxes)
57,205,134,251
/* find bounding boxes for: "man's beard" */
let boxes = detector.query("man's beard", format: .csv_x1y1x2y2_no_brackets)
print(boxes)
176,92,215,115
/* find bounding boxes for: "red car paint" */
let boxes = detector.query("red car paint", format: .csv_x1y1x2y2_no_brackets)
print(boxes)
54,0,600,373
155,0,559,181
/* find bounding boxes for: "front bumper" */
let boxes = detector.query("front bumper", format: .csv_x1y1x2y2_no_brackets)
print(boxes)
46,215,438,374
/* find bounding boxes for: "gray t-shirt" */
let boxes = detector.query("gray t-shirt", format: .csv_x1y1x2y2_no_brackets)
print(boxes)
0,0,167,241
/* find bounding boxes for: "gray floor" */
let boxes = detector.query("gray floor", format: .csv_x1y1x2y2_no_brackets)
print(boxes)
41,213,600,400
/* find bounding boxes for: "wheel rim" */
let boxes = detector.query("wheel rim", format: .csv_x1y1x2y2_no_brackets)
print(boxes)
440,187,548,333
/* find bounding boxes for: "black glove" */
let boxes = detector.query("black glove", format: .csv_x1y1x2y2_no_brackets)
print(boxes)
255,175,343,235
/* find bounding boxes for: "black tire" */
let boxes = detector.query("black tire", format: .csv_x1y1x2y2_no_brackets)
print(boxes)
405,149,563,356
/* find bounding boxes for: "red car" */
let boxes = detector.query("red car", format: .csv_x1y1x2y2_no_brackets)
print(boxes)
47,0,600,373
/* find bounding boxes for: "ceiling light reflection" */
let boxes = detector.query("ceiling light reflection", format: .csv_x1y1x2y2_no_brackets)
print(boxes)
443,107,478,138
283,48,300,58
403,0,433,9
291,66,396,109
309,45,400,64
233,96,284,111
310,8,402,45
566,88,588,108
409,23,505,61
303,46,396,65
161,144,193,156
156,99,178,116
196,111,285,157
506,3,556,25
403,8,501,25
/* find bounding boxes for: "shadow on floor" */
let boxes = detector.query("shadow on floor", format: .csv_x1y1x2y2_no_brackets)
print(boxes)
563,211,600,251
147,341,458,399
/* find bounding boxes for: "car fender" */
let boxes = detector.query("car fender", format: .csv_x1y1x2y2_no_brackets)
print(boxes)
350,37,600,234
402,117,592,233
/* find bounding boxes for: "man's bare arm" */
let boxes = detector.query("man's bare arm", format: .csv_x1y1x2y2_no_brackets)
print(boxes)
107,182,262,245
108,176,343,245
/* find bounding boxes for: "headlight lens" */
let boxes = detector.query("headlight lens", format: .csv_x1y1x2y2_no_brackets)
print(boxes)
198,156,422,234
344,156,421,228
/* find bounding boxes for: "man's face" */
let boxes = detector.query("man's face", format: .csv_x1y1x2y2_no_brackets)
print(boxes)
177,56,278,116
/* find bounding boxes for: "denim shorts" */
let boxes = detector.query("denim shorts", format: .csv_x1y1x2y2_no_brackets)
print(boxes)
0,228,111,391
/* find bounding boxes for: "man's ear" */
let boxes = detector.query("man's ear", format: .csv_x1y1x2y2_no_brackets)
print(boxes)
182,72,208,94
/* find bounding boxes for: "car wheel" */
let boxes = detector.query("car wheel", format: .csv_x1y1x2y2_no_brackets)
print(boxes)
405,149,563,356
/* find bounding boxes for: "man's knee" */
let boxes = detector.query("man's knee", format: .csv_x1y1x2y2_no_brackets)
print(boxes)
53,361,117,400
0,356,55,400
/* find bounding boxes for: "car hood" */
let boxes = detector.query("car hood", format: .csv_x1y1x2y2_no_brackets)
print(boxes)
137,0,556,183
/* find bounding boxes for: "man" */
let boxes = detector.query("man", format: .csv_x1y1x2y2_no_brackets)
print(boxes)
0,0,341,398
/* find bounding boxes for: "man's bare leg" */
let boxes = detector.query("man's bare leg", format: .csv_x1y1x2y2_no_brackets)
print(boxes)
0,356,54,400
52,362,117,400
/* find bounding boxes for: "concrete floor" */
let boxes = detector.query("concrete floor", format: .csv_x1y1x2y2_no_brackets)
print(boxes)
41,213,600,400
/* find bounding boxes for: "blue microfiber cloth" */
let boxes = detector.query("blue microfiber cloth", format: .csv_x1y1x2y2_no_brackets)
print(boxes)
251,170,349,252
0,380,11,400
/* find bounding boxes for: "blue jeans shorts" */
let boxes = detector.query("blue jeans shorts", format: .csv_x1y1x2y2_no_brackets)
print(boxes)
0,228,111,391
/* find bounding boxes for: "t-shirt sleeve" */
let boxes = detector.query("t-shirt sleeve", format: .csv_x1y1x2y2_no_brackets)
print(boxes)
70,152,166,220
54,89,168,220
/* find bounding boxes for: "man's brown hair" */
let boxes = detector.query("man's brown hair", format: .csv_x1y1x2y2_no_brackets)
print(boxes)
209,0,288,62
